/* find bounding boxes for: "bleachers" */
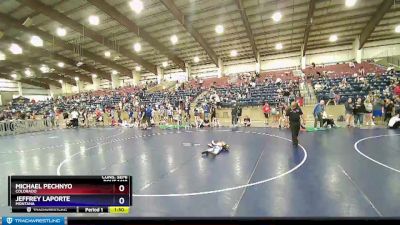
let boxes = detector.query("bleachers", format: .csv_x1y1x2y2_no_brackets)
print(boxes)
138,88,203,106
303,61,386,77
214,82,300,107
312,73,399,103
258,70,295,82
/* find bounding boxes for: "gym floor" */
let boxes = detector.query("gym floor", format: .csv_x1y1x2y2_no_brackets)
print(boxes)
0,126,399,217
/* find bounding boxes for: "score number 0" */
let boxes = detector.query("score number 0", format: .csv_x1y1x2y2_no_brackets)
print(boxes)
118,185,126,205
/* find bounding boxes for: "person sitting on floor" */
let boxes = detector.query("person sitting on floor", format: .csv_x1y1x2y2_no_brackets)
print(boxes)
322,111,336,128
202,140,230,157
203,118,211,127
388,109,400,129
243,115,251,127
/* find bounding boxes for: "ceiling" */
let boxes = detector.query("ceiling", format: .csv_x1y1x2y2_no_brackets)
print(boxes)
0,0,399,88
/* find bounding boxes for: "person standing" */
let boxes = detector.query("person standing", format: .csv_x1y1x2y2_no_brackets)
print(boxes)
384,99,394,123
345,98,354,127
313,100,325,128
364,98,374,126
262,102,271,126
372,97,383,125
326,89,336,106
231,102,239,127
71,108,79,128
237,104,242,125
286,102,306,146
354,98,364,127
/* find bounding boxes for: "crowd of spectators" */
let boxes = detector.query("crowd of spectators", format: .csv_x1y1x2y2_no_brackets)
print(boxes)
308,61,400,128
1,61,399,131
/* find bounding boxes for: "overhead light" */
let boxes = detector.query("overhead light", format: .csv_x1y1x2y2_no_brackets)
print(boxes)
112,70,118,75
9,43,23,54
329,34,338,42
30,35,43,47
88,15,100,25
40,65,49,73
74,76,79,81
56,27,66,37
0,51,5,60
395,25,400,33
345,0,357,7
230,50,238,57
275,43,283,50
11,73,18,79
129,0,143,14
57,62,64,68
170,35,178,45
162,61,168,68
104,51,111,58
135,66,141,71
24,69,32,77
272,11,282,22
215,25,224,34
133,42,141,52
59,80,63,83
194,56,200,63
92,74,97,78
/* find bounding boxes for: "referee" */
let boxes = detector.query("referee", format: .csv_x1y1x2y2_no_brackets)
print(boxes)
286,101,306,146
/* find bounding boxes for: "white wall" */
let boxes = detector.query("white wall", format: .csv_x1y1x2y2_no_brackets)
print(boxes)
191,64,218,79
363,38,400,59
163,69,187,83
306,45,354,65
223,58,256,75
261,52,301,71
0,79,18,92
100,80,111,89
140,72,157,83
0,79,49,96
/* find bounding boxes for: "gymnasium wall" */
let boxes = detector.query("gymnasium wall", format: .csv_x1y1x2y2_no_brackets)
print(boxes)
363,38,400,59
0,79,18,92
306,45,354,65
261,52,301,70
191,63,219,79
224,58,256,75
0,78,50,105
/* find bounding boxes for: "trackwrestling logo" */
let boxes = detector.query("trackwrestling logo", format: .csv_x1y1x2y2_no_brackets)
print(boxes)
2,217,64,225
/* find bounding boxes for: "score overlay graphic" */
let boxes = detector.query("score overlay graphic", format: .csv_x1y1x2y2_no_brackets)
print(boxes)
8,176,132,213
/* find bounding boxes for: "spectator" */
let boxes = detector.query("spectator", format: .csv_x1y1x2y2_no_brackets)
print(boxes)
322,111,336,128
314,82,323,92
271,104,279,125
313,100,325,128
384,99,394,123
279,103,289,129
353,98,365,127
231,102,239,127
345,98,355,127
262,102,271,125
364,98,374,126
243,115,251,127
70,108,79,128
237,104,242,125
394,82,400,97
326,89,336,106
